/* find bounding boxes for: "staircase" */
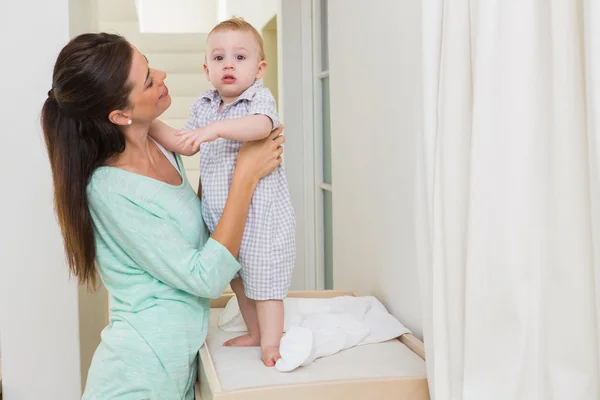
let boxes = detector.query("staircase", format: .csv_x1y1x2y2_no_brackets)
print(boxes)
95,0,209,188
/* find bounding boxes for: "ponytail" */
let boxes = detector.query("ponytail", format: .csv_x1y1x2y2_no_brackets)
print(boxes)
41,33,133,286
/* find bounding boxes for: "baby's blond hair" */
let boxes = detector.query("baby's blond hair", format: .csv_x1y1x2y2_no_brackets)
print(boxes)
208,17,265,61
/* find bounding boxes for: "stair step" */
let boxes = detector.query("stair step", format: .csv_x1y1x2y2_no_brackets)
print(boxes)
181,153,201,171
97,21,207,53
165,73,211,96
146,52,207,74
96,0,138,22
161,118,190,130
161,95,199,120
185,169,201,189
97,5,208,187
149,120,200,179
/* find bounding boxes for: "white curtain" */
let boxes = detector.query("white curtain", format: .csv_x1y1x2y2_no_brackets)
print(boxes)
417,1,600,399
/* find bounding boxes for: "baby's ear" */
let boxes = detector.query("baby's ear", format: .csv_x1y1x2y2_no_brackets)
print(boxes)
203,63,210,81
256,60,267,80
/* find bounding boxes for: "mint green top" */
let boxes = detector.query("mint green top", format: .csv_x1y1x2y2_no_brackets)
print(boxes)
82,154,240,400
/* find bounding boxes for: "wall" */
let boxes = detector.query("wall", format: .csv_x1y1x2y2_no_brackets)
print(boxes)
0,0,83,398
224,0,278,31
68,0,111,392
327,1,423,337
78,285,108,391
69,0,97,35
261,16,279,106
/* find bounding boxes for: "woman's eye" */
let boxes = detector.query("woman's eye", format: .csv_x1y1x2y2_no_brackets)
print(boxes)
148,78,153,88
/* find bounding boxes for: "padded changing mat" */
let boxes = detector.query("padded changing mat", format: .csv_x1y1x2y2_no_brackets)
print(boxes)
207,309,426,390
197,291,430,400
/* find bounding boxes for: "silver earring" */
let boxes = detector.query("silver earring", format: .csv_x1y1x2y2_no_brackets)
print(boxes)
127,120,132,125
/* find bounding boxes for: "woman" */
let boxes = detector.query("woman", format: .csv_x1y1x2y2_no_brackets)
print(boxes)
41,33,285,399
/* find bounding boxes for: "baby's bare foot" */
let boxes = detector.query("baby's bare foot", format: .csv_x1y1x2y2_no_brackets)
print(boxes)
261,346,281,367
223,334,260,347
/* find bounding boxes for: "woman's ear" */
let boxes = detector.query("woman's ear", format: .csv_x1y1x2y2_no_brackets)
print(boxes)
108,110,132,126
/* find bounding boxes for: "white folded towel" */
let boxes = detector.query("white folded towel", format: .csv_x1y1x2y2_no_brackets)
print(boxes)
217,295,410,372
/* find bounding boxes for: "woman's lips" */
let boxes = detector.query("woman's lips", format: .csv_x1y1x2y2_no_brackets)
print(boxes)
160,85,169,98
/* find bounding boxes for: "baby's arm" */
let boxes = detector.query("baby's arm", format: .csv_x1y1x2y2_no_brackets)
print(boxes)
209,114,274,141
149,119,199,156
176,86,280,149
236,85,280,139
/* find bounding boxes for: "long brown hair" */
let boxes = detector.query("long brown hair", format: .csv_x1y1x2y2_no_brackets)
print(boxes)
41,33,133,286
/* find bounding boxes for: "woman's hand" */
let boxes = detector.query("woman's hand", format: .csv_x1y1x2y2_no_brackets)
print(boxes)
235,125,285,185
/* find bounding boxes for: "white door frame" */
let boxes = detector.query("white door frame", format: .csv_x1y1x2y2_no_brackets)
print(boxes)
279,0,320,290
310,0,330,290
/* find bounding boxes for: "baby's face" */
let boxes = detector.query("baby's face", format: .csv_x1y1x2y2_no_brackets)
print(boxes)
204,30,266,101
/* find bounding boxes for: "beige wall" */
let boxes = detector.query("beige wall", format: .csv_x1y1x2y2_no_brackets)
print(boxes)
261,16,279,107
78,285,109,391
328,1,423,337
69,0,97,35
225,0,278,31
262,16,279,107
68,0,111,392
62,0,114,393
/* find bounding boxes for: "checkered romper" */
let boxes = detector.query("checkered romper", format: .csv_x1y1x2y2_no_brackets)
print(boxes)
183,80,296,300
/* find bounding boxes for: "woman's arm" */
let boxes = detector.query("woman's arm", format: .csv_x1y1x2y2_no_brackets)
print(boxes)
88,187,240,298
211,127,285,258
87,127,285,298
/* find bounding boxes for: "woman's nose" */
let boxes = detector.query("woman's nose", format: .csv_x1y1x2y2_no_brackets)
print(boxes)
155,69,167,83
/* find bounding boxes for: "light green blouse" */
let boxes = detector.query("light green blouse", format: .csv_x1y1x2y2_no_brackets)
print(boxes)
82,154,240,400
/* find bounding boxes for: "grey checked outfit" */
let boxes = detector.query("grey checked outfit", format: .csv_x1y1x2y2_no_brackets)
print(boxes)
183,80,295,300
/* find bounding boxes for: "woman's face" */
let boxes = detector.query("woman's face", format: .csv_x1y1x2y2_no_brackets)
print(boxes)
126,46,171,124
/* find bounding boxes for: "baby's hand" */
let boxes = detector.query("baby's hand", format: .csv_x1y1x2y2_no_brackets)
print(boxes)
174,127,218,154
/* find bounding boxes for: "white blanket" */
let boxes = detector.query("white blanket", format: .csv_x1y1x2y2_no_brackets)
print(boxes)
217,295,411,372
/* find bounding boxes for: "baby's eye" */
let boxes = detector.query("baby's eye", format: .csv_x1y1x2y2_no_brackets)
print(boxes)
214,55,224,61
236,55,246,61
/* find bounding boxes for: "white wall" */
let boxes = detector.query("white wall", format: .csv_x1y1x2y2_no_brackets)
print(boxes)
328,1,423,337
0,0,83,398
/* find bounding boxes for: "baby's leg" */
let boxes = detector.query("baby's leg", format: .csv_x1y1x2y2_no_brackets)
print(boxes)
223,277,261,347
256,300,284,367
